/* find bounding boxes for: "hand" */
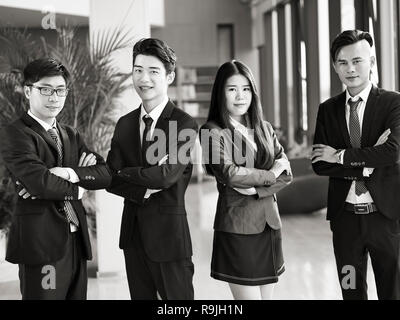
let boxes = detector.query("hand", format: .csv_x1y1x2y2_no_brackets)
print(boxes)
311,144,338,163
374,129,391,146
274,158,292,175
49,167,70,180
79,152,97,167
144,188,162,198
234,187,257,195
158,154,169,166
16,181,36,200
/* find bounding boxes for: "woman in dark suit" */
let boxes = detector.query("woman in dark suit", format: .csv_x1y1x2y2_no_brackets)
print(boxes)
200,60,292,299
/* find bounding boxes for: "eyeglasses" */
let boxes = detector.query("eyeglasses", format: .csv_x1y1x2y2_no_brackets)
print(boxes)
28,85,69,97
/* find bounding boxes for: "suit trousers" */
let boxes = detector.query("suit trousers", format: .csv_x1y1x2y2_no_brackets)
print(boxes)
18,230,87,300
331,209,400,300
123,218,194,300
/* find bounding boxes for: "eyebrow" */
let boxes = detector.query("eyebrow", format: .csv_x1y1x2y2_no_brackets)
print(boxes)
337,57,363,62
133,65,161,70
226,84,251,87
36,83,66,88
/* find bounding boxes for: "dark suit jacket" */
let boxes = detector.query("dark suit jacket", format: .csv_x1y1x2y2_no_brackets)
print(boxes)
0,113,112,265
106,100,198,262
312,86,400,221
200,120,293,234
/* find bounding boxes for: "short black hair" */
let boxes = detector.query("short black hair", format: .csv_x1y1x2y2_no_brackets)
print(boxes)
330,30,374,62
132,38,176,74
23,58,70,86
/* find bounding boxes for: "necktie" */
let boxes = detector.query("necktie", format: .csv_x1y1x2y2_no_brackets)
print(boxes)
348,98,368,196
142,115,154,167
48,128,80,227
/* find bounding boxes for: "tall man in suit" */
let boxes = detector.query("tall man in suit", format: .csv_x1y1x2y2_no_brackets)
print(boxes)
106,38,198,300
311,30,400,300
0,58,111,299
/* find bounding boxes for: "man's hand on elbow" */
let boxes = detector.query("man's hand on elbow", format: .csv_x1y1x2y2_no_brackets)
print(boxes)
311,144,340,164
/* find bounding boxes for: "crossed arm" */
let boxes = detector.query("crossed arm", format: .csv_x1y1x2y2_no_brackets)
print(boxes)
200,122,293,199
0,126,111,200
311,103,400,178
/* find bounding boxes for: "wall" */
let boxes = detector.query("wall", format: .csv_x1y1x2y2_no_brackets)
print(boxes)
152,0,258,84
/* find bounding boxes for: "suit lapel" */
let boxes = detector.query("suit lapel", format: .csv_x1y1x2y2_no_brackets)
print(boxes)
361,86,379,147
154,100,175,154
21,113,60,156
335,92,352,148
132,107,143,166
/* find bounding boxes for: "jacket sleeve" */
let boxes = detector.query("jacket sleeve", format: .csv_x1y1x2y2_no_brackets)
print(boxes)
105,119,147,203
342,102,400,168
70,129,112,190
254,122,293,198
200,122,280,188
116,117,199,189
311,103,364,179
0,125,79,200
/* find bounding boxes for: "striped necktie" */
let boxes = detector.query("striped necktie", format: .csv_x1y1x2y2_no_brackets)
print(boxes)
348,98,368,196
48,128,80,227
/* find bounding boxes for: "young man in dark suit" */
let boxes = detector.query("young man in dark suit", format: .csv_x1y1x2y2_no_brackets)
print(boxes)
312,30,400,299
0,58,111,299
106,38,198,300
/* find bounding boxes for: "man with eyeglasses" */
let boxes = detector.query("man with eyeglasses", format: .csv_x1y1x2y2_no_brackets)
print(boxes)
0,58,111,299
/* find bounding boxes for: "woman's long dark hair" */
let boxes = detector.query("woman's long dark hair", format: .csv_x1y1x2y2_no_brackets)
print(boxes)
207,60,274,169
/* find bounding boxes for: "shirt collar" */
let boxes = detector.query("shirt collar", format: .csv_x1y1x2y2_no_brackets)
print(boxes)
229,114,250,130
140,97,169,124
346,82,372,104
27,110,56,131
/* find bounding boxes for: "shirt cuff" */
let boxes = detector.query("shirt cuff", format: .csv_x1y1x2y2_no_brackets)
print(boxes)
363,167,374,177
65,168,80,183
338,150,345,164
78,187,84,199
144,189,150,199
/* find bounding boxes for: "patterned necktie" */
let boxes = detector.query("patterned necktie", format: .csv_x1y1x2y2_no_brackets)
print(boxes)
48,128,80,227
142,115,154,167
348,98,368,196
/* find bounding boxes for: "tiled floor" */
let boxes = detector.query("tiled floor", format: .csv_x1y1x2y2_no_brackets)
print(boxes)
0,180,378,300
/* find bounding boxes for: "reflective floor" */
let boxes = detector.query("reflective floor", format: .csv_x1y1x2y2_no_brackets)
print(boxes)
0,180,378,300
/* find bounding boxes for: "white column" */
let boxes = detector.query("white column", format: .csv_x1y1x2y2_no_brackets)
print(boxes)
89,0,151,277
379,0,396,91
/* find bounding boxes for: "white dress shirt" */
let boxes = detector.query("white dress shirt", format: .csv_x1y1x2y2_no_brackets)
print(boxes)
139,97,169,145
139,97,169,199
230,116,258,195
342,82,375,204
27,110,84,199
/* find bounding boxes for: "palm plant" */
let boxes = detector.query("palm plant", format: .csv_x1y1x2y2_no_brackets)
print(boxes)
0,24,135,234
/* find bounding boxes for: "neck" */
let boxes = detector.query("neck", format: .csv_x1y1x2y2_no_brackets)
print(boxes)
30,110,55,126
231,115,247,126
142,96,167,114
348,81,370,97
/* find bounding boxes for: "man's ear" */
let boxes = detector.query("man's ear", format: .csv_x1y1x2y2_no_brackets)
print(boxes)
332,61,338,75
166,71,175,85
370,55,376,68
23,85,31,99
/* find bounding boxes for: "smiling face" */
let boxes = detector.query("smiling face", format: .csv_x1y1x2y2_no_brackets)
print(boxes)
224,74,252,123
132,54,175,112
24,75,67,125
333,39,375,96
